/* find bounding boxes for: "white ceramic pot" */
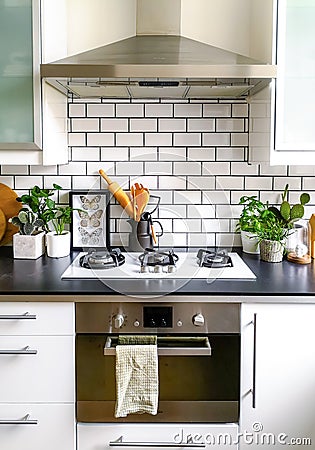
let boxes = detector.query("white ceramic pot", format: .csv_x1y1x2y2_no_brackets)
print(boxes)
46,231,71,258
13,231,45,259
240,230,260,254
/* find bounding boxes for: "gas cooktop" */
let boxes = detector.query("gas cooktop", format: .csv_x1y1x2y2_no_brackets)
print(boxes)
61,249,256,280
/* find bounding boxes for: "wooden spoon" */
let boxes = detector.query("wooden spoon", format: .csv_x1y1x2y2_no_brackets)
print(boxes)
131,183,150,222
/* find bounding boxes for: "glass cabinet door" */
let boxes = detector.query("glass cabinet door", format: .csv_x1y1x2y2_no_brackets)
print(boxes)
275,0,315,151
0,0,41,150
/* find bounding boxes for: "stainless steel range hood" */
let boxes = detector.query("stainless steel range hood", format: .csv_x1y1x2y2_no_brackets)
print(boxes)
41,35,276,100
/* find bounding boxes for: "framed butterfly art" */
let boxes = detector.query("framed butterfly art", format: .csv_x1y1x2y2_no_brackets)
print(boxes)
69,190,110,250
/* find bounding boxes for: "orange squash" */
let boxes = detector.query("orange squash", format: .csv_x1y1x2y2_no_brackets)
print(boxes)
0,183,22,245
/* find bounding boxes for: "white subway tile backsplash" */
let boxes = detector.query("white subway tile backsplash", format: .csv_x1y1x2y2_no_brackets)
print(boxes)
187,176,215,190
216,119,244,132
159,147,186,161
203,133,230,146
231,162,259,175
72,147,100,161
173,161,201,176
203,103,231,117
145,133,172,147
116,161,144,176
232,104,248,117
202,162,230,176
72,118,99,132
116,104,144,117
216,176,244,190
159,118,186,132
174,104,202,117
130,119,157,132
15,176,43,190
101,118,128,132
116,133,143,147
145,161,172,175
245,176,272,190
69,103,86,117
59,161,86,175
273,177,301,191
216,147,245,161
72,176,100,190
8,97,310,249
188,147,215,161
174,133,201,147
87,104,115,117
130,147,157,160
101,147,129,161
87,133,114,146
2,165,28,175
145,104,173,117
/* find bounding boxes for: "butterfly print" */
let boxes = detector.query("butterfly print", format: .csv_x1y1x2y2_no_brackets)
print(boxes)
78,227,103,245
80,195,101,210
78,209,103,228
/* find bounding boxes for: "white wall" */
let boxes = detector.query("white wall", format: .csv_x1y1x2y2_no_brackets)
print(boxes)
181,0,251,56
136,0,181,35
249,0,274,63
66,0,137,56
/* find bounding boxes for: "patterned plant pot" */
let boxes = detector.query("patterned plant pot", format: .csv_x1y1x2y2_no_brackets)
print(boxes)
260,239,284,263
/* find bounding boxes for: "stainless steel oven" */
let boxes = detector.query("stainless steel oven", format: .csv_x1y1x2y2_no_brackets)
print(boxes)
76,301,240,424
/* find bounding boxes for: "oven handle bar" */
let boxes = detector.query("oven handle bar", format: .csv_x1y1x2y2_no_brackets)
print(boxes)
109,436,205,447
103,336,212,356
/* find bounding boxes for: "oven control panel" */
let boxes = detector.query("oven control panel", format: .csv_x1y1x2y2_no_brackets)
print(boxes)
76,302,240,333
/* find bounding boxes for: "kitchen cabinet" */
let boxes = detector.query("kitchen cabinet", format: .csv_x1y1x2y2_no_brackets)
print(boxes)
250,0,315,165
0,302,75,450
240,303,315,449
0,0,68,165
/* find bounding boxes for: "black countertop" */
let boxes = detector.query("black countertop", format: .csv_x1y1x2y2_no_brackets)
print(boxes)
0,247,315,300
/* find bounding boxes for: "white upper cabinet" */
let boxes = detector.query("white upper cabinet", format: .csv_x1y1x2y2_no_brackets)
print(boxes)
250,0,315,165
0,0,68,165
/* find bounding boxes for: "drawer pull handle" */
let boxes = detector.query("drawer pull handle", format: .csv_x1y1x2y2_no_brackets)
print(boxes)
110,436,205,447
0,346,37,355
0,312,37,320
0,414,38,425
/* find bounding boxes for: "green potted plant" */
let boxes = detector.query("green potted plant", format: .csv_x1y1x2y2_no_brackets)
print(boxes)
236,196,267,254
254,209,291,262
268,184,310,252
10,209,45,259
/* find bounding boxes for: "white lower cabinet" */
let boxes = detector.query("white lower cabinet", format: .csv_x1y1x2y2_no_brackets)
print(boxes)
77,423,239,450
0,403,75,450
0,302,75,450
240,303,315,449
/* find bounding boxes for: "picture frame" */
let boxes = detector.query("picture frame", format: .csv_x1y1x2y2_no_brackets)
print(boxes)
69,190,110,250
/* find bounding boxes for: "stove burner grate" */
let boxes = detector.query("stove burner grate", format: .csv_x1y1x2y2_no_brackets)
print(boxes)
197,249,233,268
79,248,125,270
138,248,179,273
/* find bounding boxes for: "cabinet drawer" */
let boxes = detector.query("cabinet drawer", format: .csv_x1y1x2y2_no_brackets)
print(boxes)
77,423,239,450
0,335,74,402
0,302,74,335
0,403,75,450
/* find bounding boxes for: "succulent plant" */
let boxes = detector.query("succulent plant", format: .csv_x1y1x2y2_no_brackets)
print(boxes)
268,184,310,228
10,209,45,235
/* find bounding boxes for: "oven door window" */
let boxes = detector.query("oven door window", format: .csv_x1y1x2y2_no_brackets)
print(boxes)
76,334,240,423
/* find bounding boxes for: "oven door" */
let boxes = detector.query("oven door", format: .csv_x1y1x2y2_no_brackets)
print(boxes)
76,333,240,423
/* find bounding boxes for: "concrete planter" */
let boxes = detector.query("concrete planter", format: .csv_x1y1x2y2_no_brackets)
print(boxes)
260,239,284,263
13,231,45,259
46,231,71,258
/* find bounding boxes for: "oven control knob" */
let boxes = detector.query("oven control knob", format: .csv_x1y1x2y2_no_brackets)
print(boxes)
192,313,205,327
134,320,140,327
113,314,125,329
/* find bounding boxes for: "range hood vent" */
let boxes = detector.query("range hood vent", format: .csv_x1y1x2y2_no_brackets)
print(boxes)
41,35,276,99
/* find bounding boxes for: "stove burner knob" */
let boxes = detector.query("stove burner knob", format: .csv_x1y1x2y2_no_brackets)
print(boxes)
140,265,149,273
113,314,125,329
154,265,162,273
168,265,176,273
192,313,205,327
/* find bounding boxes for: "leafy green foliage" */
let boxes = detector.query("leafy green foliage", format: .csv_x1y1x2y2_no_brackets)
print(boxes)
10,209,45,235
255,209,291,243
236,196,267,233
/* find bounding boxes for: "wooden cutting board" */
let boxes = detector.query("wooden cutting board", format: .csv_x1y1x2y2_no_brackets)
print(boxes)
0,183,22,246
